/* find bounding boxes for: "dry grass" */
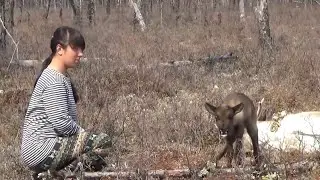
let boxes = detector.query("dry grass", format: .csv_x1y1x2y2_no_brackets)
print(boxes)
1,2,320,179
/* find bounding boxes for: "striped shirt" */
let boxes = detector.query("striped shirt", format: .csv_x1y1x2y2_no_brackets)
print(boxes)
20,68,82,168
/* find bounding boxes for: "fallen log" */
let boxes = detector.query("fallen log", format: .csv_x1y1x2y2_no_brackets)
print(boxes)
159,52,238,67
7,57,107,68
83,169,193,178
13,60,41,67
199,160,318,178
78,160,318,178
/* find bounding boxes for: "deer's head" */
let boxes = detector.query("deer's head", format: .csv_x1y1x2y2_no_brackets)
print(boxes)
205,102,243,137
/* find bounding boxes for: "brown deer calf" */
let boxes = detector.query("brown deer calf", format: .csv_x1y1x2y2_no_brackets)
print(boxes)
205,92,261,168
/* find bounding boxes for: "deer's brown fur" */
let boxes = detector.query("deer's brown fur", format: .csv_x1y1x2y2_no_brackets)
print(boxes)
205,92,261,168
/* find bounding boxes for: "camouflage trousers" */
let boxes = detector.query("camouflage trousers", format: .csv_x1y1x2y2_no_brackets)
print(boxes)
31,129,112,176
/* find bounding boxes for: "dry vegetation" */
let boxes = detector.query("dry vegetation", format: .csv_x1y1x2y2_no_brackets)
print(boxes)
1,2,320,179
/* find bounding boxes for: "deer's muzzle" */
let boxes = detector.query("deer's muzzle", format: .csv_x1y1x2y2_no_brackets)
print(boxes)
219,129,228,137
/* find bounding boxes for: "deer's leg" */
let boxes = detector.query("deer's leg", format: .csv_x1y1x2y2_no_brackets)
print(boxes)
247,124,260,167
225,143,234,168
234,138,244,166
234,125,245,166
215,143,229,168
215,136,235,168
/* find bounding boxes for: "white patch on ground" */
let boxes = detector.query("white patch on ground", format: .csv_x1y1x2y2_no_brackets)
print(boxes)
244,111,320,153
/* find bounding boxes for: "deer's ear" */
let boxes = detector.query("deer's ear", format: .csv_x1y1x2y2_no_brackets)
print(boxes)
205,102,217,115
232,103,244,114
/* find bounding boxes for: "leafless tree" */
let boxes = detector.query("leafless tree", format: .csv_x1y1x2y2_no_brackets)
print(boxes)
140,0,148,24
106,0,111,15
0,0,14,50
69,0,82,25
129,0,146,32
0,0,5,49
44,0,52,19
239,0,245,22
254,0,273,51
160,0,163,27
150,0,153,13
174,0,180,26
87,0,96,25
18,0,23,23
59,7,63,22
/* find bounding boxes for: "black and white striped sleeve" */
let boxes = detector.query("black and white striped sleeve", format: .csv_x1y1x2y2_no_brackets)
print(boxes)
42,81,80,137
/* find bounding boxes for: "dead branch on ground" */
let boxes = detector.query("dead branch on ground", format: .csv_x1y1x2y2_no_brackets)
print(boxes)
58,160,319,178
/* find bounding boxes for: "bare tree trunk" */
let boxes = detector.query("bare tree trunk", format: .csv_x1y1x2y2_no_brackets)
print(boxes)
239,0,245,22
254,0,272,51
18,0,23,23
160,0,163,28
221,0,229,8
106,0,111,15
53,0,56,11
185,0,192,22
204,0,209,26
9,0,14,27
211,0,218,10
174,0,180,26
67,0,70,8
87,0,95,26
141,0,148,24
27,11,30,25
150,0,153,13
238,0,249,41
44,0,52,19
59,7,63,22
0,0,6,50
136,0,141,8
217,12,222,25
69,0,82,25
0,0,15,50
79,0,82,14
117,0,122,13
129,0,146,32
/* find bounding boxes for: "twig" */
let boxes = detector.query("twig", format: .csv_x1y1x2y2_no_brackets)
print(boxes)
0,16,19,71
7,41,19,70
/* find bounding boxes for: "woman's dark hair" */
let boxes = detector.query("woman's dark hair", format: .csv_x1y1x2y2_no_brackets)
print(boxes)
34,26,85,103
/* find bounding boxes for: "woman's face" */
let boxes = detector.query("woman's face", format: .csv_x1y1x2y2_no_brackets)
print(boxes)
60,45,84,69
